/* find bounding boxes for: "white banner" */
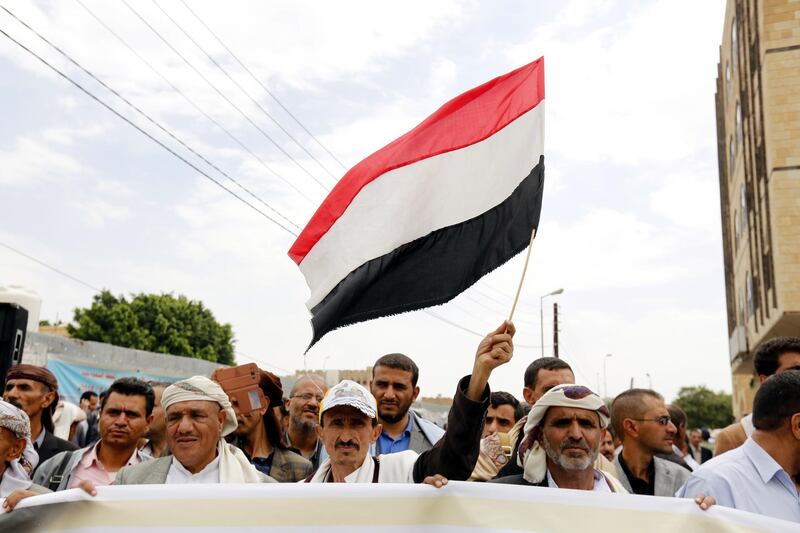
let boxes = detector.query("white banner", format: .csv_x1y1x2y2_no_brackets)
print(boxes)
2,481,797,532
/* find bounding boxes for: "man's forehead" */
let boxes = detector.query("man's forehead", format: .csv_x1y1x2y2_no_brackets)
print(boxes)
294,378,328,394
536,368,575,389
544,405,599,422
5,378,44,389
373,366,414,383
166,399,220,413
104,392,146,410
488,404,516,417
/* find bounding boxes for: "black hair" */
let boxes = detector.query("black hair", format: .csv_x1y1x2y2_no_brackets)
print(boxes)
523,357,573,389
754,337,800,377
373,353,419,386
753,370,800,431
80,391,98,402
490,391,524,422
103,377,155,417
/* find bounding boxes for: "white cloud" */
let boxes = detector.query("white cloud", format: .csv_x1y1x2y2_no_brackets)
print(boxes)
71,197,132,228
0,137,83,185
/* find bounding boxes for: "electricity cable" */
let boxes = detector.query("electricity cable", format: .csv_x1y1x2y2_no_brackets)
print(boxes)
120,0,331,192
72,0,317,205
179,0,349,171
0,24,298,237
153,0,340,184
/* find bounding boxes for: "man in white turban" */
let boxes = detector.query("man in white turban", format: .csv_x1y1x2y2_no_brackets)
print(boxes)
114,376,275,484
490,385,717,509
0,400,47,502
492,384,627,491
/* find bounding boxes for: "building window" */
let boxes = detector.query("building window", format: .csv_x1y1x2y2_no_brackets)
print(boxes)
738,287,745,326
740,185,748,233
731,17,738,71
726,61,732,97
733,209,740,251
736,101,743,143
729,136,736,173
746,272,754,321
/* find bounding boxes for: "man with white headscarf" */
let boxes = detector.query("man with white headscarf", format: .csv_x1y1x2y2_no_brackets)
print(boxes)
491,384,627,491
490,385,717,509
113,376,275,484
0,400,47,501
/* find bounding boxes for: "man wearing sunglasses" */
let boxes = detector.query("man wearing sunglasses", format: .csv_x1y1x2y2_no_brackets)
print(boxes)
610,389,690,496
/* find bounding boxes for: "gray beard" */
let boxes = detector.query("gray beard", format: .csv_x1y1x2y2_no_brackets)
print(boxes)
290,417,316,438
542,433,599,472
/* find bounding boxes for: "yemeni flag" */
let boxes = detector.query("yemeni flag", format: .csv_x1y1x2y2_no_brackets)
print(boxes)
290,57,545,347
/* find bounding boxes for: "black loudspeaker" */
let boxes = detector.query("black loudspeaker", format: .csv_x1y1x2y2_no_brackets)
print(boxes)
0,303,28,385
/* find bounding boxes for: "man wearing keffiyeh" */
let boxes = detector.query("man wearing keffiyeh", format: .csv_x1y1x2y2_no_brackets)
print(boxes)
0,400,47,500
113,376,276,485
492,384,628,491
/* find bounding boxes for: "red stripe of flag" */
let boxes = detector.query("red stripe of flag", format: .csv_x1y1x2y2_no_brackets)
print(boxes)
288,57,545,265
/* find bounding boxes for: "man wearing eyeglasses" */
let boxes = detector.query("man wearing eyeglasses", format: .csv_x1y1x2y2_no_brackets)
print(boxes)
284,375,329,469
610,389,690,496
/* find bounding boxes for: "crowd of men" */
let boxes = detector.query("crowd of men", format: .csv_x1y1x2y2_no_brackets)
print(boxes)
1,325,799,524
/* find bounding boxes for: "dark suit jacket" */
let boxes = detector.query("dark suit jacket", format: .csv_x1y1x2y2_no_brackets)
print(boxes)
700,447,712,464
410,375,490,483
34,430,78,472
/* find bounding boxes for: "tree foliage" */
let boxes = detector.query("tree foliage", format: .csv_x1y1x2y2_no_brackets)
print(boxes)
68,290,235,365
673,386,734,429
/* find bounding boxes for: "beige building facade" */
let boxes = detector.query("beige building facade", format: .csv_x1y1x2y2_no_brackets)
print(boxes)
715,0,800,419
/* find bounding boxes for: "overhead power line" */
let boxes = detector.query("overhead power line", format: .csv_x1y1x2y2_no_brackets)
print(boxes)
0,22,298,236
72,0,316,205
179,0,349,172
120,0,331,192
0,5,299,233
153,0,340,184
0,241,102,293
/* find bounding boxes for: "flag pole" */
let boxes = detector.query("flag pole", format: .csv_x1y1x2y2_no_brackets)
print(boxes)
508,228,537,323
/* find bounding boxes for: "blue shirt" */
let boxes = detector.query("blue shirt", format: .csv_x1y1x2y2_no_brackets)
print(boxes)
676,437,800,522
376,415,413,454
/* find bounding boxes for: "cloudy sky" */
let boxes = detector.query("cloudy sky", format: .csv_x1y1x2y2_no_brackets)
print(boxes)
0,0,730,401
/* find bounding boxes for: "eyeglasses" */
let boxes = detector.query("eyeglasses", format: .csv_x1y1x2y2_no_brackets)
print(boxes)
291,393,324,403
631,416,671,426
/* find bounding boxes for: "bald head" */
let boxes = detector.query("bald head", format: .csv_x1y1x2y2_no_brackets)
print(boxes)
290,375,327,397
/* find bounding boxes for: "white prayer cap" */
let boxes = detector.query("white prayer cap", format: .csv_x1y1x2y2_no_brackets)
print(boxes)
320,380,377,421
161,376,238,436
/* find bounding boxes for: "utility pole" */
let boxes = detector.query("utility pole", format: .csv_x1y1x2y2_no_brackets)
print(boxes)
553,302,559,358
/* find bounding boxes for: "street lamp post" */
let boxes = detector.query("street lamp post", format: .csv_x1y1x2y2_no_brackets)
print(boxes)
603,353,613,399
540,288,564,358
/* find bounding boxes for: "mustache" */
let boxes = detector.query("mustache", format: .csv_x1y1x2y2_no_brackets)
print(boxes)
559,439,590,453
335,440,359,450
6,398,23,409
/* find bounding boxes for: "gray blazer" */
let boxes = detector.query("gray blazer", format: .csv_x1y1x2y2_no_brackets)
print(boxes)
114,456,276,484
612,454,689,497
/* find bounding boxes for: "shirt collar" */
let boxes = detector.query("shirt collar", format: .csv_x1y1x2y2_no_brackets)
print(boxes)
743,437,786,484
34,429,46,449
80,441,142,469
403,414,414,435
173,454,221,478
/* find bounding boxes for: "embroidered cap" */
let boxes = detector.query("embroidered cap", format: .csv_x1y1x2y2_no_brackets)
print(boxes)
319,380,377,421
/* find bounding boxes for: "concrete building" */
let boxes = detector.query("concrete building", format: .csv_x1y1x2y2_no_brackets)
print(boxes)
715,0,800,418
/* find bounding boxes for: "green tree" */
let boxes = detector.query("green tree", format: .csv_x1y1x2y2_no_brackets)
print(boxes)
673,386,734,429
68,290,235,365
